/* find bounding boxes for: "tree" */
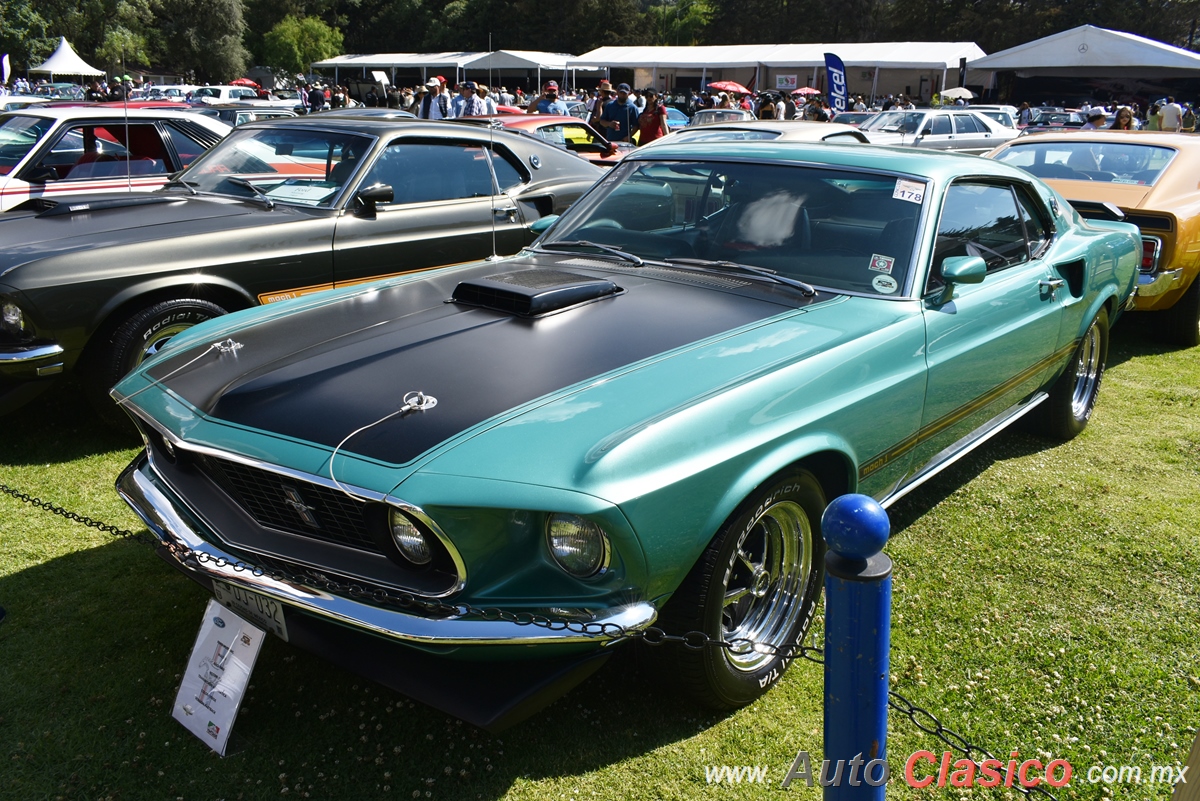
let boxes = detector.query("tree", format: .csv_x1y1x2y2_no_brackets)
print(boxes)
0,0,55,73
647,0,714,46
261,15,344,77
154,0,249,81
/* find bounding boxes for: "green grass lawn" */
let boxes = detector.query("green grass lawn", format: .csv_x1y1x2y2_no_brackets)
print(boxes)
1,315,1197,801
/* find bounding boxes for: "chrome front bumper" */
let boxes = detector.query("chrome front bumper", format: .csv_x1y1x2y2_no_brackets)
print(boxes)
1137,268,1184,298
117,455,656,646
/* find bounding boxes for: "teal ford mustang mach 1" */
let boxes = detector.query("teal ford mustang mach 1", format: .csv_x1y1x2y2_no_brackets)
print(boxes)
113,142,1140,730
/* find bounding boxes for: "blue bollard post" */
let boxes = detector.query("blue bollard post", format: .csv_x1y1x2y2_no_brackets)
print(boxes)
822,493,892,800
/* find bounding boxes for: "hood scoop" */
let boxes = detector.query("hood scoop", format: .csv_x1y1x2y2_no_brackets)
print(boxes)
20,195,186,218
451,269,620,317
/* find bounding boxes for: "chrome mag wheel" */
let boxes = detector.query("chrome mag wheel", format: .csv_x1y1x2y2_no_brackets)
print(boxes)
1071,317,1103,419
721,499,815,672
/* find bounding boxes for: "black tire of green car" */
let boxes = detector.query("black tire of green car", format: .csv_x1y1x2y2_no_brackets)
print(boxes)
1031,307,1109,441
655,469,826,710
86,298,227,428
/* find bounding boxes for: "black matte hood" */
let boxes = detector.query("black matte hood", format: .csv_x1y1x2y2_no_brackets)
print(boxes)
0,191,307,257
144,255,823,465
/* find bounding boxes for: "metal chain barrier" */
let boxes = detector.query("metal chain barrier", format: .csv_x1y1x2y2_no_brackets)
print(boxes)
886,691,1060,800
1,479,1055,797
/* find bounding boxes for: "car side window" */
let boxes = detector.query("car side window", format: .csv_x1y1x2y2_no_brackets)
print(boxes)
163,124,207,167
953,114,984,134
488,147,525,192
34,123,169,181
361,142,496,206
1015,186,1052,259
929,182,1029,293
929,115,952,135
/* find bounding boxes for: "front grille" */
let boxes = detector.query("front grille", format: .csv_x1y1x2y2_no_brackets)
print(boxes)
195,454,382,554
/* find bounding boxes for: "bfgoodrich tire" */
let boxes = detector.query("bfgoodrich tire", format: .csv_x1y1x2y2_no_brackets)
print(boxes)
86,299,226,427
655,469,826,710
1031,307,1109,441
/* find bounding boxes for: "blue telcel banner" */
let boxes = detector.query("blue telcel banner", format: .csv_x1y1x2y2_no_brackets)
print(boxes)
824,52,847,115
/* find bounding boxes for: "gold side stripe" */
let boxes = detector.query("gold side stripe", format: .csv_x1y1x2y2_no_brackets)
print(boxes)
257,262,475,305
858,338,1079,480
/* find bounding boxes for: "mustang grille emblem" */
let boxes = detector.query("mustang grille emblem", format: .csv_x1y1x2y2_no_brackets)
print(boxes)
281,485,321,529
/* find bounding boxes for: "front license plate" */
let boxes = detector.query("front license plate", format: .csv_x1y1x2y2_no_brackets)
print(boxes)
212,580,289,642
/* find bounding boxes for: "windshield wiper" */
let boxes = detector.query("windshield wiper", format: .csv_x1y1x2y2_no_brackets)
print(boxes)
226,176,275,210
534,240,643,266
665,257,816,296
162,177,197,195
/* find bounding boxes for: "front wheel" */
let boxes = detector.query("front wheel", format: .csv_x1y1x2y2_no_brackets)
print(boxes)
655,470,826,709
86,298,227,426
1031,307,1109,440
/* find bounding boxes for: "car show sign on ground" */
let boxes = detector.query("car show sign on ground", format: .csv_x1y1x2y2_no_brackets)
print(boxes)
171,599,265,756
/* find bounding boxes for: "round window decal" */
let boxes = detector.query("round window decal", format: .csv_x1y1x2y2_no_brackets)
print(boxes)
872,274,899,294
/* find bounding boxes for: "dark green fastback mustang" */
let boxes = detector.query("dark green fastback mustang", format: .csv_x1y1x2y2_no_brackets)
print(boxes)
114,142,1139,730
0,117,603,418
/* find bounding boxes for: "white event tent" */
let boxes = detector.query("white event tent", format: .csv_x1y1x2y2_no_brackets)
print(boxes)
30,37,104,79
311,50,601,88
968,24,1200,78
568,42,987,99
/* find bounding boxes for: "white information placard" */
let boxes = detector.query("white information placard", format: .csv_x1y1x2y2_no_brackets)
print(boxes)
172,598,265,756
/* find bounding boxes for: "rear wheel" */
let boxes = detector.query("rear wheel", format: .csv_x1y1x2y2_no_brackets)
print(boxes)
1031,307,1108,440
86,298,226,427
1161,276,1200,348
655,470,826,709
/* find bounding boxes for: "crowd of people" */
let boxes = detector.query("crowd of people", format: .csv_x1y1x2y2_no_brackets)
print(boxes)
9,69,1198,139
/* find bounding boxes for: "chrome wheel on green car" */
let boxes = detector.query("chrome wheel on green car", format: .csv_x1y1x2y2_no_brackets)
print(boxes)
657,469,826,709
721,499,815,673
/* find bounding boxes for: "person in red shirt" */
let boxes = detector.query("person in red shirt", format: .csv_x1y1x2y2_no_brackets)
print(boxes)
637,88,669,146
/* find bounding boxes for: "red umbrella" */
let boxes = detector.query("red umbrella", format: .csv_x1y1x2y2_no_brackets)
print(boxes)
792,87,821,96
708,80,751,95
230,77,260,88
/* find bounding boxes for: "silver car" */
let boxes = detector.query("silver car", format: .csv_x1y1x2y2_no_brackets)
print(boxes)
859,109,1018,154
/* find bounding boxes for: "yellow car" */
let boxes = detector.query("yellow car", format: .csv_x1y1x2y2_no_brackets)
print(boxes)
989,131,1200,346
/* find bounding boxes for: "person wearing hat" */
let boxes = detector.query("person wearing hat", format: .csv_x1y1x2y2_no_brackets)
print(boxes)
588,82,615,128
598,83,639,142
418,77,450,119
455,81,487,117
528,80,569,115
477,84,499,115
1081,110,1107,129
308,81,327,113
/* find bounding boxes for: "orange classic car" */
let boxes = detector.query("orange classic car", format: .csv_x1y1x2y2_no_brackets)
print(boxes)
988,131,1200,346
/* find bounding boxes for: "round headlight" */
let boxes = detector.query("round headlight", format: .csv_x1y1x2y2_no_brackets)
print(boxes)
1,300,29,338
546,513,609,577
389,510,432,565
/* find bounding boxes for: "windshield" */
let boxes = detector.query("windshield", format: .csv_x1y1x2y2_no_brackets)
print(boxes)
860,111,924,134
178,127,375,207
994,141,1177,185
1030,111,1084,126
691,110,752,126
0,115,55,175
668,129,783,143
540,159,925,296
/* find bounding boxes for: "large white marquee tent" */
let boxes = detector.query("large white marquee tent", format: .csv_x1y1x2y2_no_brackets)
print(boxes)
568,42,987,99
30,37,104,79
968,24,1200,78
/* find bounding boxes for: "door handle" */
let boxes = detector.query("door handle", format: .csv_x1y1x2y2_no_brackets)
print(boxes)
1039,278,1066,299
494,206,518,221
